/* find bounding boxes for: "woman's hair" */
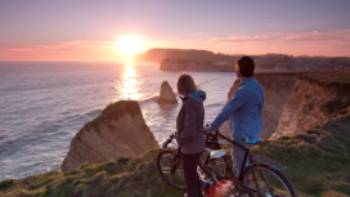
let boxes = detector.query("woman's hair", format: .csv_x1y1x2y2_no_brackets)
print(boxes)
177,74,197,95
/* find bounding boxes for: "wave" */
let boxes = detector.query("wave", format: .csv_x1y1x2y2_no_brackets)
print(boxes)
0,108,102,158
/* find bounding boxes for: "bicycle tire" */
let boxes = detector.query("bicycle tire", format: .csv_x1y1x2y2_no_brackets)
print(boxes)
243,164,296,197
156,150,186,191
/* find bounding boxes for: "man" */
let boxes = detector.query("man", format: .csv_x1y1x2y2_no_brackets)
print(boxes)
210,56,264,175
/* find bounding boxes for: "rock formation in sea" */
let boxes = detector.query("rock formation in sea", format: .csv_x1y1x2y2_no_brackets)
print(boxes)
159,81,177,103
61,100,159,171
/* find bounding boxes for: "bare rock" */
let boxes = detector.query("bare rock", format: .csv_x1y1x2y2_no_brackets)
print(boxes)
61,101,159,171
159,81,177,103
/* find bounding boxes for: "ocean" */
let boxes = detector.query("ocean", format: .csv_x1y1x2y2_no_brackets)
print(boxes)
0,62,236,180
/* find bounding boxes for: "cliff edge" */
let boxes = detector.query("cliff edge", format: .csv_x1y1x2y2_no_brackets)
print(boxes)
1,117,349,197
226,71,350,139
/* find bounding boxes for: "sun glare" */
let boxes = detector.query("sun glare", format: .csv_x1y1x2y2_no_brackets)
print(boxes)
115,34,146,63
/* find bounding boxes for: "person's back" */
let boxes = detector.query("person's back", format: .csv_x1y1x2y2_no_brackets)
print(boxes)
210,56,264,174
177,91,206,154
229,77,264,140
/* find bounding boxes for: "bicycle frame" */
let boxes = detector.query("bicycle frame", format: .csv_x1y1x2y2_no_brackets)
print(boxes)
160,132,295,197
208,131,256,181
162,131,252,181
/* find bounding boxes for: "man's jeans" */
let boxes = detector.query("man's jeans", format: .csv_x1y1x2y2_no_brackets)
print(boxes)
232,132,248,176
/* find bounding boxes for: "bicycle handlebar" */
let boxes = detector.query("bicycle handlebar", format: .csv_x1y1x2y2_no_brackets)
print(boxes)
204,128,250,152
162,134,176,149
162,128,250,152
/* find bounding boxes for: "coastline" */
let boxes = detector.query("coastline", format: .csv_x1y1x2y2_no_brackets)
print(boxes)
0,67,349,196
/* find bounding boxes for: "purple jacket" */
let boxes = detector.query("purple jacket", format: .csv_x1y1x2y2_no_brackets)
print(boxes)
176,90,206,154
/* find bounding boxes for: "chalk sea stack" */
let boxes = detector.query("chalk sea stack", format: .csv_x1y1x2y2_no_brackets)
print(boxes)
61,100,159,171
159,80,177,103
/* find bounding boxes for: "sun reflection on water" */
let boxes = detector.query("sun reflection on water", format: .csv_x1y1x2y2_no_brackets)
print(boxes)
118,63,142,100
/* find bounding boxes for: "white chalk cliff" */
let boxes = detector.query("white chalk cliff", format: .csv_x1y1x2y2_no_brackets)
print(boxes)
62,101,159,171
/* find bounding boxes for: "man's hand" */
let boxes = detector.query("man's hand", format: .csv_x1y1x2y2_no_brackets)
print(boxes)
204,123,211,133
204,123,217,135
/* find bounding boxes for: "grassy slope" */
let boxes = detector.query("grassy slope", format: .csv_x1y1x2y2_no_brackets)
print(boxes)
255,116,350,196
0,117,349,197
0,152,182,197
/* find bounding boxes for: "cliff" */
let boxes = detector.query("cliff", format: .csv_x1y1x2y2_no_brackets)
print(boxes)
61,101,159,171
271,76,350,139
1,72,349,197
1,117,349,197
136,48,235,64
137,48,350,72
226,71,350,139
0,151,182,197
160,58,233,72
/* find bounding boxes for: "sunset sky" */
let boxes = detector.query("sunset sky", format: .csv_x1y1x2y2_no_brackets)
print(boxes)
1,0,350,62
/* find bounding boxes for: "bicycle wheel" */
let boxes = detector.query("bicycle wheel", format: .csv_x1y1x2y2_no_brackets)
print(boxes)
156,150,186,191
243,164,296,197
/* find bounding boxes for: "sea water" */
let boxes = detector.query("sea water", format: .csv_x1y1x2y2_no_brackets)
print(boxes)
0,62,236,180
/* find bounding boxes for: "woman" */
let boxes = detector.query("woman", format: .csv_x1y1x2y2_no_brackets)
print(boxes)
176,74,206,197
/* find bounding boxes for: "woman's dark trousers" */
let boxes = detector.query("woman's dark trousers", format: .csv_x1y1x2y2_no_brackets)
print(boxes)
182,152,203,197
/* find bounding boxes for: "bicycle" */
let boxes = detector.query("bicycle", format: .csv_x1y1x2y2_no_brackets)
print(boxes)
156,130,296,197
156,132,234,190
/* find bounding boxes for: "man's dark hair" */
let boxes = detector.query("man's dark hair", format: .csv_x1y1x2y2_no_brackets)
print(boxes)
237,56,255,77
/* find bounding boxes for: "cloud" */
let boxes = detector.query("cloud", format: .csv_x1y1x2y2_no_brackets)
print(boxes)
214,34,283,43
2,40,112,52
1,29,350,61
213,29,350,43
0,40,117,61
285,29,350,42
209,29,350,56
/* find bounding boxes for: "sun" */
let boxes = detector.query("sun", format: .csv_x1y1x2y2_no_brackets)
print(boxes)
115,34,146,63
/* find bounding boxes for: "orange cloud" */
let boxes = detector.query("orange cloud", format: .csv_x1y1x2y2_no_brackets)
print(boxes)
1,29,349,62
0,40,117,62
210,29,350,56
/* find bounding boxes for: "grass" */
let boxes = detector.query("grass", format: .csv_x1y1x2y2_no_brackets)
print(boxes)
0,152,183,197
253,116,350,196
1,117,349,197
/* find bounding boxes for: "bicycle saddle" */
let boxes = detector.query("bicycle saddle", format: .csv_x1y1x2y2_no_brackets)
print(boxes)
208,149,226,159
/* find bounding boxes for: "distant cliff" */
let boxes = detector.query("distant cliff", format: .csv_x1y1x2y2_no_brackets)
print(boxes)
160,58,233,72
137,48,350,72
62,101,159,171
136,48,235,64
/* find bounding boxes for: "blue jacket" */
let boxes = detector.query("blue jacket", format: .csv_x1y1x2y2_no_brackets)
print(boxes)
210,78,264,141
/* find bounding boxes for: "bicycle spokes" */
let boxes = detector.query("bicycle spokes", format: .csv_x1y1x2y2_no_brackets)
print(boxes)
157,150,186,190
244,165,295,197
